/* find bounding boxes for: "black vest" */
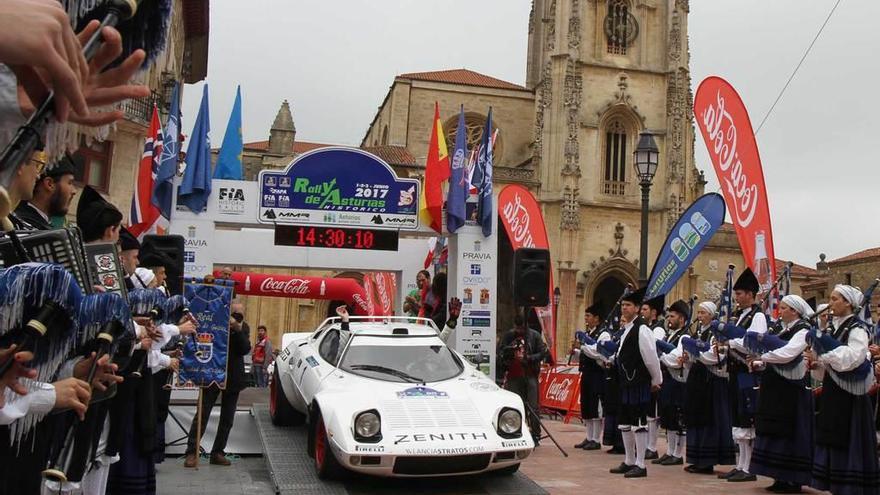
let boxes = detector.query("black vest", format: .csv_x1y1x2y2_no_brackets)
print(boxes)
578,327,604,373
816,314,867,448
666,326,686,347
618,317,650,386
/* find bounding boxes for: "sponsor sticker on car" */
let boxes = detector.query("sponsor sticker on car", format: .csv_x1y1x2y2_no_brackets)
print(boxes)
396,386,448,399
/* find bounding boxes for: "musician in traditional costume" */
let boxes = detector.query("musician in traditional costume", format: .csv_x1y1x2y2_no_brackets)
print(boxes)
14,153,78,231
653,299,690,466
640,294,666,460
747,294,815,493
682,301,736,474
118,227,140,291
609,288,662,478
720,268,767,483
574,304,608,450
807,285,880,495
76,185,122,244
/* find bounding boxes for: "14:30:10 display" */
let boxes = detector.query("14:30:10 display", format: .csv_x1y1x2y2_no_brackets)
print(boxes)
274,225,400,251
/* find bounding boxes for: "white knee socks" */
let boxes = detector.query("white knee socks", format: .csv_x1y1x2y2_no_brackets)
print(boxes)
591,419,603,443
676,432,686,458
738,439,752,473
667,431,679,457
634,428,648,468
621,428,636,466
647,418,659,452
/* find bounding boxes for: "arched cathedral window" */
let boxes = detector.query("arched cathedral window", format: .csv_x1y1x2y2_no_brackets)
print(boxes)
605,0,638,55
444,112,503,163
603,120,628,196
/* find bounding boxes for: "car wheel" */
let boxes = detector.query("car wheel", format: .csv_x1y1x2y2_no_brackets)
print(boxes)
312,409,345,479
269,366,305,426
494,463,520,475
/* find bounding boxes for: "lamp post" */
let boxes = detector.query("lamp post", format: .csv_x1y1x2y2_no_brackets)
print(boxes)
553,286,561,324
633,131,660,286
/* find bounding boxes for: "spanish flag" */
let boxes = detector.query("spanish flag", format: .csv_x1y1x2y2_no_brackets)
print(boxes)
419,103,450,233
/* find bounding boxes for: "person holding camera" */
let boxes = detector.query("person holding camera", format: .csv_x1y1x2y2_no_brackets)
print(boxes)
498,315,547,445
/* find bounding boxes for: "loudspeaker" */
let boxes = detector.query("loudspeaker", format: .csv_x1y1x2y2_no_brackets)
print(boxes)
141,234,185,296
513,248,550,306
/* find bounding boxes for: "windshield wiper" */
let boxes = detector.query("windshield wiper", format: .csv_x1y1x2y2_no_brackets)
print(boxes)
348,364,425,384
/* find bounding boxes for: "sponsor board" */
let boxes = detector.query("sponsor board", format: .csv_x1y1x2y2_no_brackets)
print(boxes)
393,432,488,444
354,445,385,453
404,446,486,455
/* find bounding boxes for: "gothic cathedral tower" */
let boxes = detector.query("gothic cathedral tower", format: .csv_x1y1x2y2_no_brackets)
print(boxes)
527,0,704,353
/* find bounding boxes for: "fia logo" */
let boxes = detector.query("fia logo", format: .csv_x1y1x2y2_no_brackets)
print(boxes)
218,188,245,201
470,264,481,275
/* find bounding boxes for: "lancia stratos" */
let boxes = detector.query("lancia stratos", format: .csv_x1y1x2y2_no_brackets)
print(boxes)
268,316,533,479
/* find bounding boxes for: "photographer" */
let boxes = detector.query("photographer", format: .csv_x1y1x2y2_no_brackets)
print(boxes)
497,315,546,444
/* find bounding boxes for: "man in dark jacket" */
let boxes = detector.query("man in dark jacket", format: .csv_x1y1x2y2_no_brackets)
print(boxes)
14,153,78,230
184,299,251,467
498,315,547,444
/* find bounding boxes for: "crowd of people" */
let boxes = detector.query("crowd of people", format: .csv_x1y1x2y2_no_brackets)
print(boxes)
569,268,880,495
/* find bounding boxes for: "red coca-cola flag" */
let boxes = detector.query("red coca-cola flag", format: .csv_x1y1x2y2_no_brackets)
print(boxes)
371,272,396,316
694,77,776,291
498,185,556,361
214,271,374,315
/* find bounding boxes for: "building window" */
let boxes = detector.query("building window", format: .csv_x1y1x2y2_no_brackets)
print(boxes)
845,273,852,285
73,138,113,192
444,112,504,164
603,120,627,196
605,0,638,55
381,125,389,145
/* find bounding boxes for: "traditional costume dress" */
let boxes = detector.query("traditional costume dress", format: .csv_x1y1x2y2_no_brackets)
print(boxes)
749,294,814,493
683,301,737,473
811,285,880,495
653,299,690,466
575,306,610,450
643,294,666,460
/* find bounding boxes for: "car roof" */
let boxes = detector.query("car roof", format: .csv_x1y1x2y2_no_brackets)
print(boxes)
340,322,439,337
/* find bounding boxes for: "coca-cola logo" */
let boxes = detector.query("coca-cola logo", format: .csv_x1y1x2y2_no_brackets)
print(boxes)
501,193,535,248
259,277,311,295
700,90,758,228
544,377,572,403
373,274,393,313
351,293,371,314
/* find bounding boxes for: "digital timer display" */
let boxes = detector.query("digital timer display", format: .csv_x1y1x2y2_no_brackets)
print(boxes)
274,226,399,251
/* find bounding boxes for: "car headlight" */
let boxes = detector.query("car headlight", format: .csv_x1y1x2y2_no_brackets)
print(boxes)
355,410,381,441
498,408,522,437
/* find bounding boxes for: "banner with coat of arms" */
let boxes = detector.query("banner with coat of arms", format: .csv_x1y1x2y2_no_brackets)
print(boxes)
179,282,233,388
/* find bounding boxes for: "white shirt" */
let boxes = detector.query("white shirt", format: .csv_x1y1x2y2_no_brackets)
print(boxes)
729,307,768,355
819,315,870,373
580,329,612,364
616,321,663,387
759,320,809,365
0,382,55,425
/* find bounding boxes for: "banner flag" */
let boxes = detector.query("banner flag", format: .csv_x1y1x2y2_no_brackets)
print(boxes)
129,105,165,239
645,193,727,299
419,102,450,232
214,85,243,180
498,184,556,361
446,107,468,233
179,282,233,388
694,76,776,293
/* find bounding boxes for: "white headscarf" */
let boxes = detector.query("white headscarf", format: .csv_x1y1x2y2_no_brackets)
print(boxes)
699,301,717,316
833,284,863,309
781,294,813,318
132,267,156,289
816,303,829,315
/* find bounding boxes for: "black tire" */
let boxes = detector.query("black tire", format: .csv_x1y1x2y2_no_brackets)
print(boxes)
269,366,305,426
494,463,521,475
312,408,345,479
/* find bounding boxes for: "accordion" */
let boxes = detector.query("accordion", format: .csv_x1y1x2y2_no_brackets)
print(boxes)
0,227,95,294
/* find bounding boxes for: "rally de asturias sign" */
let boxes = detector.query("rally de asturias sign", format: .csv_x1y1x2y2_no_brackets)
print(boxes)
179,283,233,388
645,193,726,299
257,147,420,230
694,76,776,289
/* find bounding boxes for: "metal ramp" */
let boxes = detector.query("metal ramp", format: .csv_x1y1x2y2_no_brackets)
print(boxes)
252,404,548,495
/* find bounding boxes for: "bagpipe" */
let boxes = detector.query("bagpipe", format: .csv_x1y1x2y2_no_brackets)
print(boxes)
124,288,168,378
743,326,807,380
804,322,875,396
597,283,633,335
42,292,133,485
160,294,196,390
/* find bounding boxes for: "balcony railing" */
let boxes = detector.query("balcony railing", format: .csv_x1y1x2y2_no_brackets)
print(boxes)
603,180,627,196
123,90,165,126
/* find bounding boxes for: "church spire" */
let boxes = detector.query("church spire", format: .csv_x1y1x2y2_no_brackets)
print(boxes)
269,99,296,154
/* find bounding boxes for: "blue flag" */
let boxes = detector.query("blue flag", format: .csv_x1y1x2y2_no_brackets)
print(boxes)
476,108,493,237
178,84,212,212
213,85,243,180
446,107,468,233
152,81,180,221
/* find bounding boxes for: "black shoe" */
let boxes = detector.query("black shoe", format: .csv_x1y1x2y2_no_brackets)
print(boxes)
766,481,785,492
583,441,601,450
610,462,635,474
775,484,803,494
660,456,683,466
624,466,648,478
728,471,757,482
685,465,714,474
574,438,589,449
644,449,659,460
652,454,671,464
607,446,626,455
718,468,740,479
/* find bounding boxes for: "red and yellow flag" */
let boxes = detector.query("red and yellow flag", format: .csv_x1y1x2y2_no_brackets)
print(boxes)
419,103,450,232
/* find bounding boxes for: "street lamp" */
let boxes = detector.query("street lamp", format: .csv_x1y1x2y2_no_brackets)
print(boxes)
553,286,561,322
633,131,660,285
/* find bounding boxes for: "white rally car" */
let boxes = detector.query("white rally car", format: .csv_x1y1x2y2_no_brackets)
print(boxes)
269,316,533,479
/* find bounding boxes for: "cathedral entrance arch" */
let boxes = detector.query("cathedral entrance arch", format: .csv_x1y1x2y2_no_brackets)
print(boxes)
583,258,638,318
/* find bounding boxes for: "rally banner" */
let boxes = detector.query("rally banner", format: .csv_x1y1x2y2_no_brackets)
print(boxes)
179,282,233,388
498,185,555,361
645,193,727,299
694,76,776,292
214,270,374,315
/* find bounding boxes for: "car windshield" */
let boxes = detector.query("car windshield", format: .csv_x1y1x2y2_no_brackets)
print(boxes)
340,338,463,383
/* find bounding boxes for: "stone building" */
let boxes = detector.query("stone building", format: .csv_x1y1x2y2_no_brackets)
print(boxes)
801,248,880,321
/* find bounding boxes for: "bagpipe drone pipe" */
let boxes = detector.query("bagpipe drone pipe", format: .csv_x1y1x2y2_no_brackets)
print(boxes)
0,0,173,218
43,292,133,485
0,263,84,444
805,325,875,395
161,294,196,389
123,288,168,378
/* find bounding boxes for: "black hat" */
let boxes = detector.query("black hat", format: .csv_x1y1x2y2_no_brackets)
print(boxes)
733,267,760,294
585,303,603,317
118,226,140,251
139,250,173,270
622,287,645,306
41,153,80,180
644,294,666,315
76,185,123,243
668,299,690,319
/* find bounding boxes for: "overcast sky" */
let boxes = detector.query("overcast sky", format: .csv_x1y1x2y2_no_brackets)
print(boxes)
182,0,877,267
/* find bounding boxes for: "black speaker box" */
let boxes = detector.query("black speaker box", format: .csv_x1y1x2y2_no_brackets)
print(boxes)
513,247,550,306
140,234,185,296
